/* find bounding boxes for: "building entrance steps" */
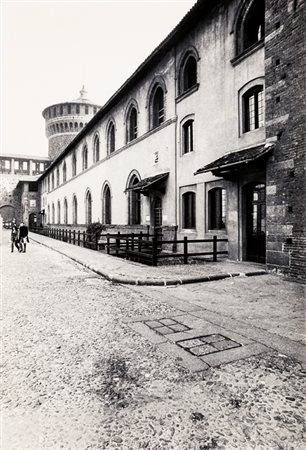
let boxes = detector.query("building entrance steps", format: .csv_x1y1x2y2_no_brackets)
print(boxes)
29,232,266,286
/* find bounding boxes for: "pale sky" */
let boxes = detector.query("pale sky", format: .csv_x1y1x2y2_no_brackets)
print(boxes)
1,0,197,158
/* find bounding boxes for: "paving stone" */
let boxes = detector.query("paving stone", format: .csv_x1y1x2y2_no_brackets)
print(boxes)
159,318,177,326
155,326,173,335
201,334,225,344
168,324,189,332
189,344,216,356
212,339,241,351
200,343,269,367
145,320,162,329
128,322,167,344
178,338,204,349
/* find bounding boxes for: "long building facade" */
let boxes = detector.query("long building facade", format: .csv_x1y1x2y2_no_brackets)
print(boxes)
36,0,305,281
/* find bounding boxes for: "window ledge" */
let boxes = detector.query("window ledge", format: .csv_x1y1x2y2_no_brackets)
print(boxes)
181,150,194,157
231,40,264,67
176,84,199,103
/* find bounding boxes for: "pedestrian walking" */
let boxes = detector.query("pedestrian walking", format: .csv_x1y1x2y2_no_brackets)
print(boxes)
18,222,29,253
10,224,19,252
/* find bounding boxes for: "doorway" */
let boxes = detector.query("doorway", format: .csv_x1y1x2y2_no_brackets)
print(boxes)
245,183,266,263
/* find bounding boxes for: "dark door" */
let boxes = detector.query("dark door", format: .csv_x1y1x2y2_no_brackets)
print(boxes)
246,183,266,263
153,197,162,228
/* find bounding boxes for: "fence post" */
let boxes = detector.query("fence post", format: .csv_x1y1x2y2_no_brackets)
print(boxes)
107,234,110,254
183,236,188,264
95,233,98,251
73,230,76,245
69,229,71,243
131,233,134,250
139,231,142,253
83,231,86,248
126,236,129,259
213,235,217,262
152,236,158,266
116,232,120,256
78,230,80,246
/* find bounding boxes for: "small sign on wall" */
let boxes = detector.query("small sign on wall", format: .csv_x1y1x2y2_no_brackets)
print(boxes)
145,215,150,222
153,151,159,165
30,199,36,207
162,215,168,222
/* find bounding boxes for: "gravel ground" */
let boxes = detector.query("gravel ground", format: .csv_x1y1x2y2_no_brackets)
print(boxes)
2,234,306,449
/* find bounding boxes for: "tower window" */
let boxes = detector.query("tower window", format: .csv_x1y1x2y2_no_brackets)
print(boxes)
76,105,80,114
68,104,71,114
85,105,89,114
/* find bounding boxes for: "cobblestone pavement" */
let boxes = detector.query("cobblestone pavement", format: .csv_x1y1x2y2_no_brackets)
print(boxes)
2,232,306,449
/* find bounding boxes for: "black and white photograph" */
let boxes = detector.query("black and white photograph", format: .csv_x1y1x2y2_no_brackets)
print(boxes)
1,0,305,448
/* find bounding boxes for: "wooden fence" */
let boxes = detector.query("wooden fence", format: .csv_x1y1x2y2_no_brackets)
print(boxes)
30,227,228,266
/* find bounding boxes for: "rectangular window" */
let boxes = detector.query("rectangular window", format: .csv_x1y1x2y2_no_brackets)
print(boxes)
5,160,10,169
182,192,196,229
68,104,71,114
40,162,44,171
243,87,264,132
209,188,226,230
76,105,80,114
85,105,89,114
23,161,28,171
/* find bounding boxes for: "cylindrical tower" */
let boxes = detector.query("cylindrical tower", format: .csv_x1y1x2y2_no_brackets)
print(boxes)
42,86,101,160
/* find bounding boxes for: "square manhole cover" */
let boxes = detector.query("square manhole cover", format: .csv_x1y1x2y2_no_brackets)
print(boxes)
177,334,241,356
144,318,191,335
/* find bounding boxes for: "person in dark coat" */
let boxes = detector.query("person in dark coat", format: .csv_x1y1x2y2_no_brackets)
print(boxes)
10,224,19,252
18,222,29,253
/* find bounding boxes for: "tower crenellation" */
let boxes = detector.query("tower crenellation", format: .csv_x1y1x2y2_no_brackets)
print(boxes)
42,86,101,160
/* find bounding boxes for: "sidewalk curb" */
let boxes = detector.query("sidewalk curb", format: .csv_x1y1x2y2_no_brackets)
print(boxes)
30,235,267,286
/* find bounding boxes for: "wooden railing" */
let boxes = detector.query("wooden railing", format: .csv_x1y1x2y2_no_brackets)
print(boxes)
30,227,228,266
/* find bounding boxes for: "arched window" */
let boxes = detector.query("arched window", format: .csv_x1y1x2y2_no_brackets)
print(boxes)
236,0,265,55
103,184,111,225
243,86,264,132
60,123,64,132
52,203,55,224
182,119,194,154
80,123,83,129
85,190,92,225
63,161,67,182
56,167,60,186
72,152,77,176
180,54,197,94
127,106,138,142
72,195,78,225
151,86,165,129
82,146,88,170
128,175,141,225
69,122,73,130
74,122,78,130
93,134,100,162
57,200,61,224
64,198,68,225
182,191,196,229
208,188,227,230
51,172,54,190
48,176,50,192
107,122,115,154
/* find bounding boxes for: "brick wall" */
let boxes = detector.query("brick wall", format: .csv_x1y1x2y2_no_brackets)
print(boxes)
0,174,22,222
49,134,77,160
265,0,306,281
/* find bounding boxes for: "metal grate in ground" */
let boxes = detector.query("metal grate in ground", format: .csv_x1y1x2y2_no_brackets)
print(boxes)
144,318,191,335
176,334,241,356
